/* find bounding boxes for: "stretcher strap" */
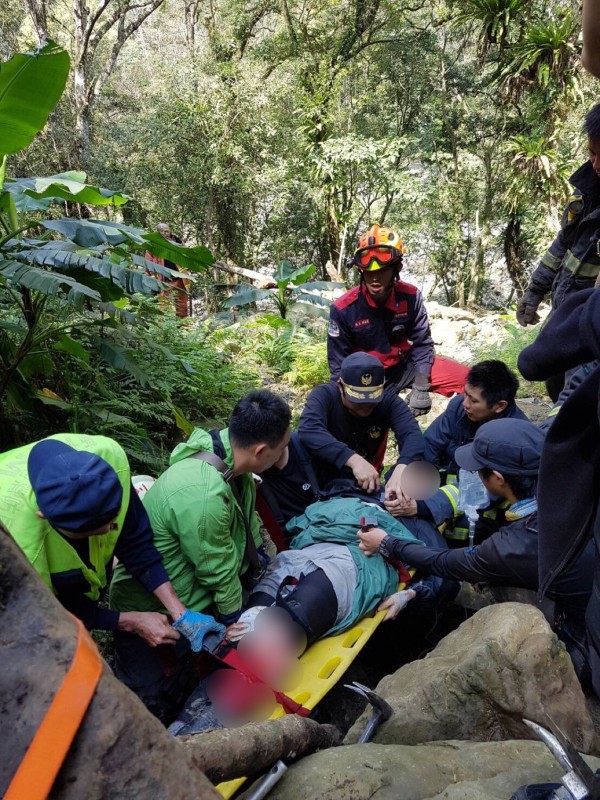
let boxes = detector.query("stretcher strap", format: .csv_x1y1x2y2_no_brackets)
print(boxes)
5,617,103,800
212,643,311,717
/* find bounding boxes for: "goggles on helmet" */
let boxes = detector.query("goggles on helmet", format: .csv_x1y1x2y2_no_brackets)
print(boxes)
354,246,402,270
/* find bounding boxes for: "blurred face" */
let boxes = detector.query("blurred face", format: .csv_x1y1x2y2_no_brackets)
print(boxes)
589,136,600,177
254,427,291,474
462,383,505,424
339,385,378,418
361,265,395,303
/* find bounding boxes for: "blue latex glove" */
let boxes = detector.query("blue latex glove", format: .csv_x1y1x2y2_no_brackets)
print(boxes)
172,609,226,653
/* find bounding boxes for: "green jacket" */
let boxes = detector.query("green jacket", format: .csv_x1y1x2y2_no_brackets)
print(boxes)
110,428,261,617
0,433,130,600
287,497,423,635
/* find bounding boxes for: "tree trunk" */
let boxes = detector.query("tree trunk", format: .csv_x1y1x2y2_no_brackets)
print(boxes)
0,523,220,799
503,213,527,294
72,0,90,168
183,716,342,783
24,0,48,44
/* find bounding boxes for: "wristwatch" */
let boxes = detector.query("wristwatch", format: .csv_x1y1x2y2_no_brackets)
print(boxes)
379,535,394,558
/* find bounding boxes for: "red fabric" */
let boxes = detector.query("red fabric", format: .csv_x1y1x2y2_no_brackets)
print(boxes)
430,355,469,397
211,643,311,717
371,430,389,471
386,558,412,586
255,493,288,552
171,278,189,318
144,250,189,318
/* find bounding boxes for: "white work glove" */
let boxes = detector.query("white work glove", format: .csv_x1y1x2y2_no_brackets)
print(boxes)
377,589,416,621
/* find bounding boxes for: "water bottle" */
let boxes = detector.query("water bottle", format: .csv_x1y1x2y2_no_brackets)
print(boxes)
458,469,489,546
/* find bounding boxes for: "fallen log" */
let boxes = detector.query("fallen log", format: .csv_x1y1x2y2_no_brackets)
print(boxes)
182,715,342,783
213,260,277,288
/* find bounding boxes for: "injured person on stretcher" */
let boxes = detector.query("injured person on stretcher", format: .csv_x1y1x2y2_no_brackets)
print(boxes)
168,494,458,735
236,495,458,649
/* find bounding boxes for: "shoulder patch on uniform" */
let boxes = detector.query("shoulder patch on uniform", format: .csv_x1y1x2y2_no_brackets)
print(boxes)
394,280,418,296
328,319,340,337
566,194,584,223
333,286,361,310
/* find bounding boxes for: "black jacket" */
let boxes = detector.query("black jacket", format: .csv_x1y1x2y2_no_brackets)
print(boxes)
385,511,593,617
423,394,528,477
518,288,600,694
525,162,600,310
298,382,425,487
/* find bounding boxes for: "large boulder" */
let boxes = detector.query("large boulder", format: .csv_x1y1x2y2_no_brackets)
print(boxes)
346,603,594,752
269,739,600,800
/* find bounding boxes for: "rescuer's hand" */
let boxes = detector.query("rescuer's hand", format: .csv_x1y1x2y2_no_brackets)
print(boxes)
117,610,181,647
357,526,387,555
346,453,380,493
377,589,416,620
516,296,541,326
172,609,226,652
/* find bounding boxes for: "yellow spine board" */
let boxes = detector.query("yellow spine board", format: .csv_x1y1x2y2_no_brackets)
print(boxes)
216,576,410,798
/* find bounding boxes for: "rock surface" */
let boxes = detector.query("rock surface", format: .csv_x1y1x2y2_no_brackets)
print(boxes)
269,739,600,800
0,526,219,800
345,603,594,753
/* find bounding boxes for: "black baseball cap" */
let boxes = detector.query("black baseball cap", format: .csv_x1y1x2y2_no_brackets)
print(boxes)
455,418,544,476
340,353,385,403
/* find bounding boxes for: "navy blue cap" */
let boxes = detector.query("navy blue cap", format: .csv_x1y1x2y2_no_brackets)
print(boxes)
455,418,544,476
28,439,123,533
340,352,385,403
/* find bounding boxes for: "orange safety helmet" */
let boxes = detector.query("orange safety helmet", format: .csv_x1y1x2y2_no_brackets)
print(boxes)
353,224,406,271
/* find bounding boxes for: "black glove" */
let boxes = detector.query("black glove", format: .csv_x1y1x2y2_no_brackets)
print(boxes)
407,375,431,417
516,292,541,326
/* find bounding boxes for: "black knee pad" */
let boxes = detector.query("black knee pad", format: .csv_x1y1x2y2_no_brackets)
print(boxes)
275,569,338,645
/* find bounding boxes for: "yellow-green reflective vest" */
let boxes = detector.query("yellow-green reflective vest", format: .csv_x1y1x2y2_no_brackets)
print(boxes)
0,433,130,600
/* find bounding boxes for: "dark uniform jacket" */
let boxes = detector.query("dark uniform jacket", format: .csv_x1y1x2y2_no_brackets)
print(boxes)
525,161,600,310
518,288,600,695
298,382,425,488
327,280,434,383
423,394,529,478
384,511,594,618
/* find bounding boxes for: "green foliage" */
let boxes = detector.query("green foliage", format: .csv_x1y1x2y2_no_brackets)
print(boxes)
247,317,297,376
504,11,579,93
45,312,259,472
474,321,548,399
0,41,70,159
451,0,529,50
224,259,340,319
285,339,329,389
0,42,220,451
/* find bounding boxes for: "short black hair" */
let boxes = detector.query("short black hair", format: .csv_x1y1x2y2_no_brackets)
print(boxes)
479,467,536,501
229,390,291,449
466,360,519,407
584,103,600,140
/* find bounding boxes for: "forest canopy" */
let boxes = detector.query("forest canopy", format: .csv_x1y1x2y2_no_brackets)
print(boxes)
0,0,595,459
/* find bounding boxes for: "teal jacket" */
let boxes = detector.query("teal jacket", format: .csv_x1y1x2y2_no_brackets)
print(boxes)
286,497,423,635
110,428,261,617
